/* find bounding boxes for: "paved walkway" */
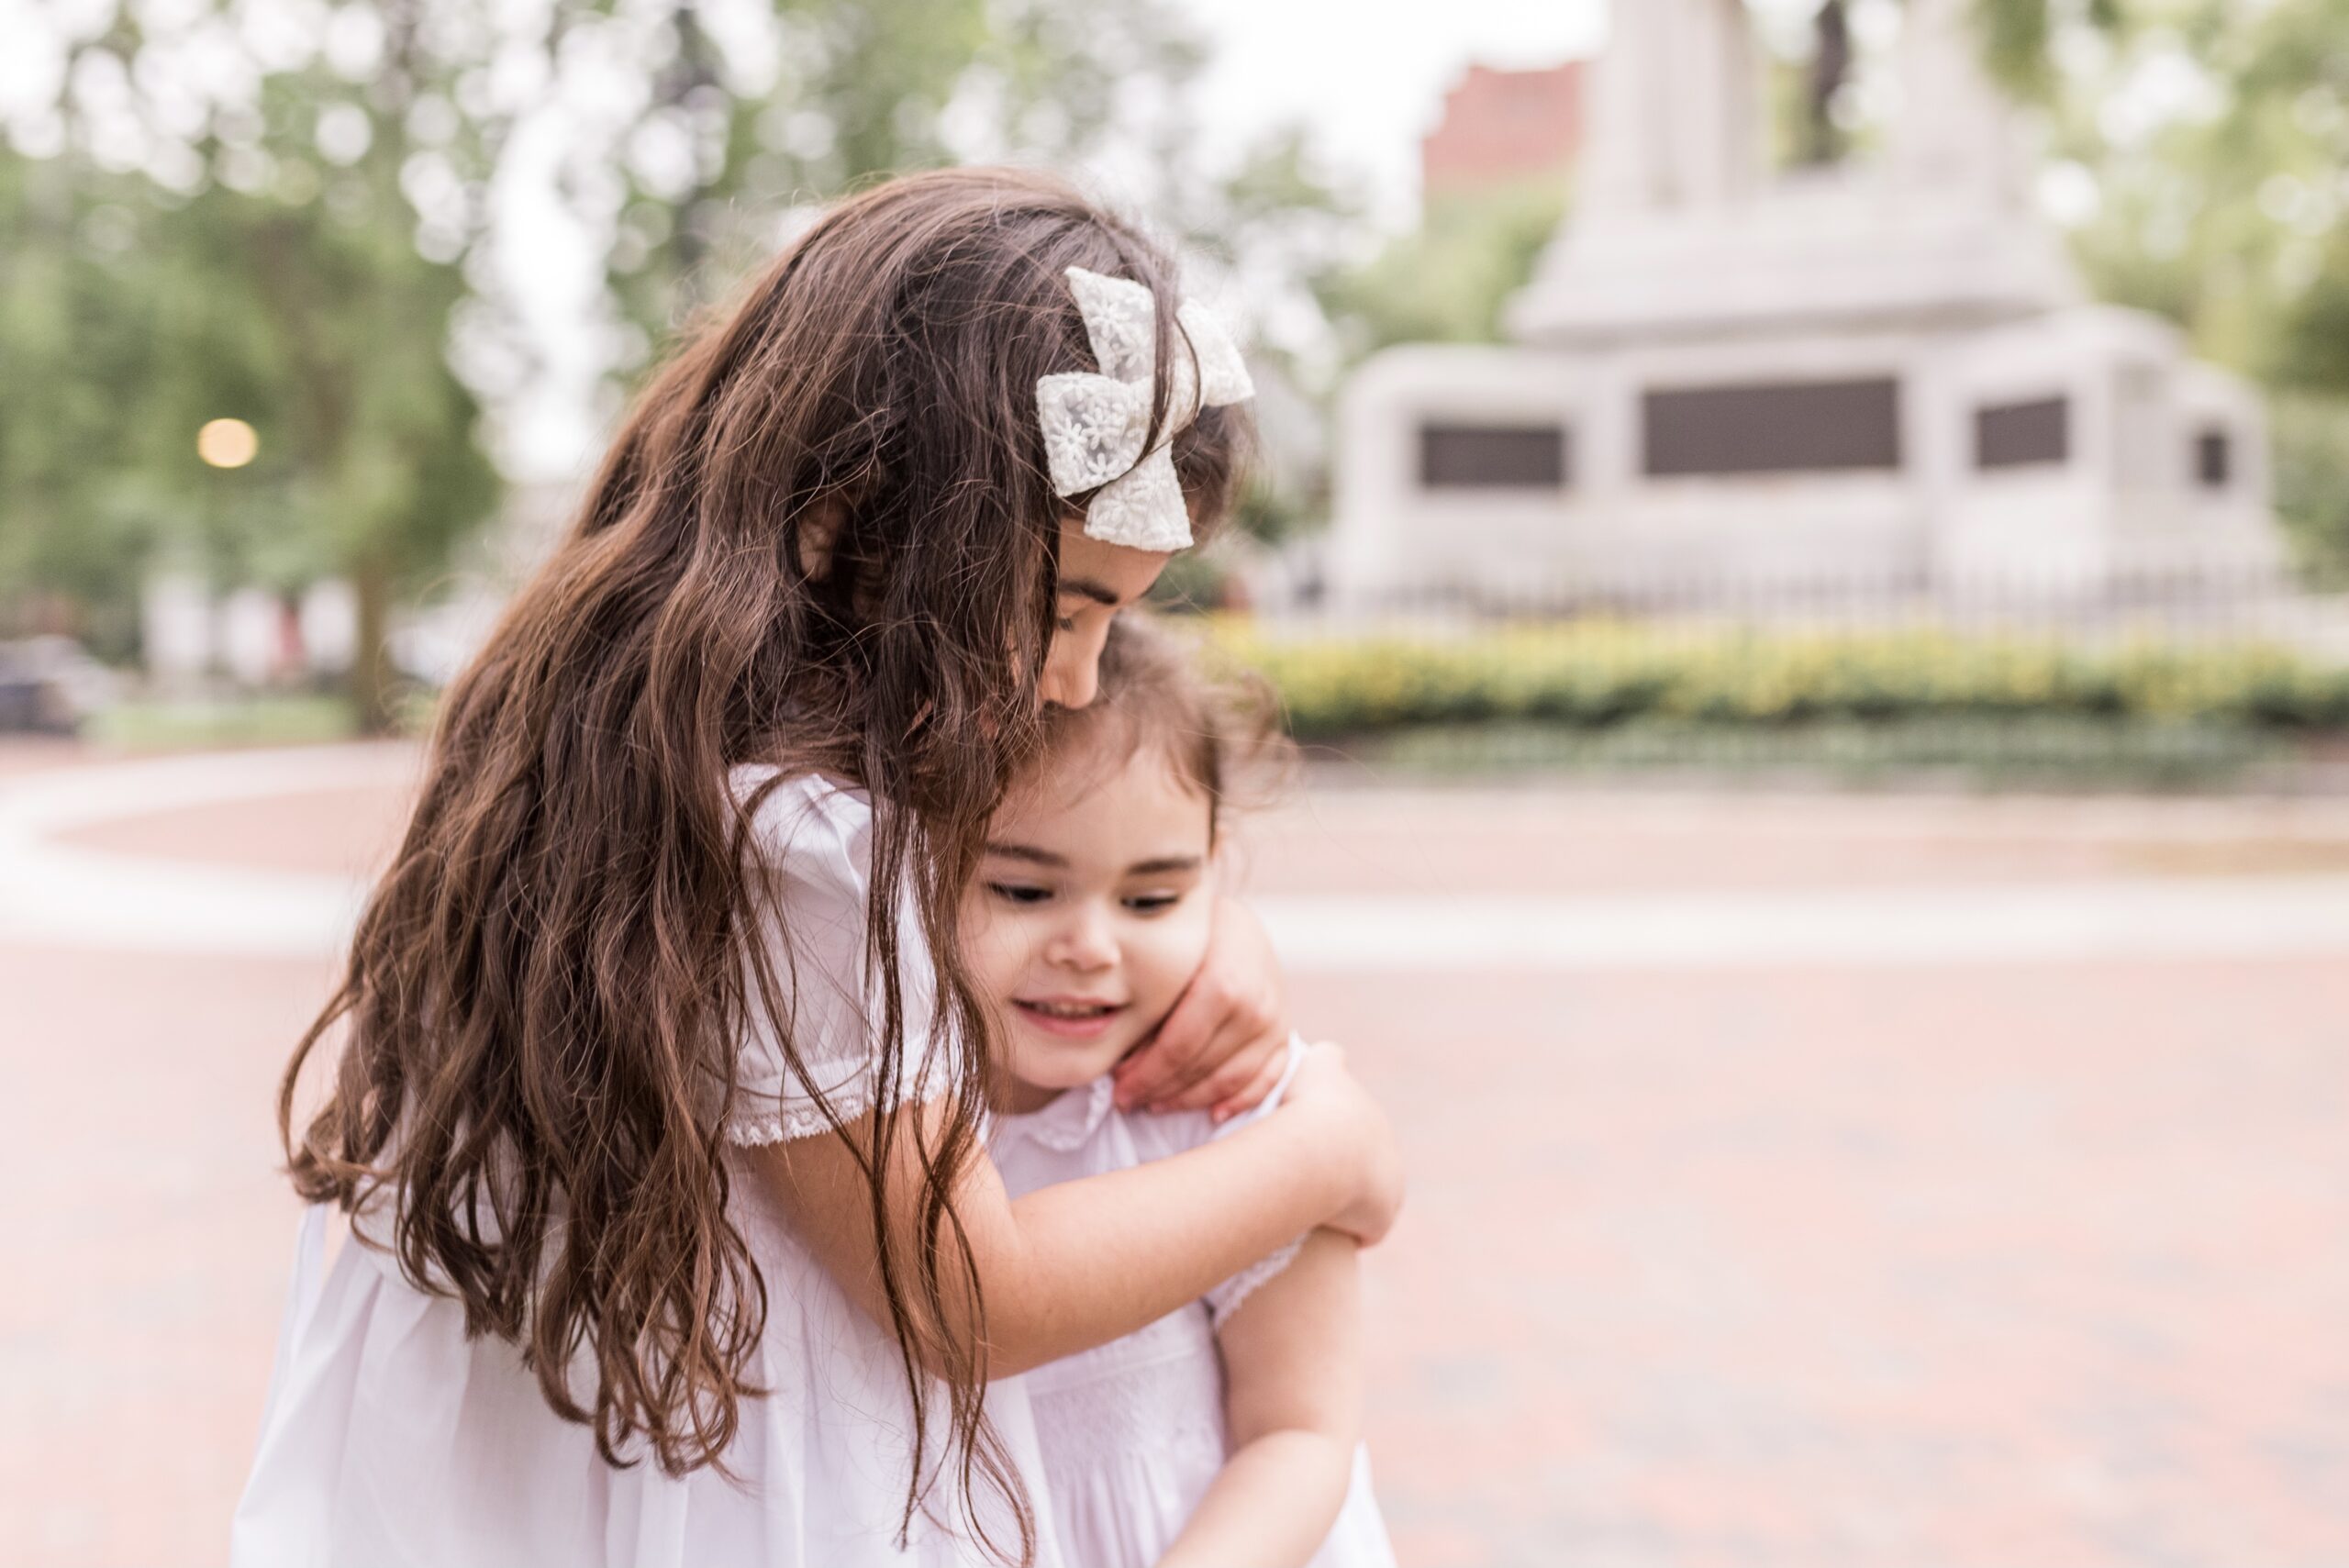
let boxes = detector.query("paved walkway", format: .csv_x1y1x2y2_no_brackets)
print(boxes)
5,743,2346,1565
17,747,2349,970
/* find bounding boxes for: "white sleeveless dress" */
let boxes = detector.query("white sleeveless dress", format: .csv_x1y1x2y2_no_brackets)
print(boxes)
991,1047,1397,1568
232,770,1068,1567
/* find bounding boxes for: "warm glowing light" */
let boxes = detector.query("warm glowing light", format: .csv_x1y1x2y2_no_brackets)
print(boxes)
197,418,259,469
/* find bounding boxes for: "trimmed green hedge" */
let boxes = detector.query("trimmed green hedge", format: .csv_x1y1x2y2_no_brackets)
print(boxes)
1203,622,2349,740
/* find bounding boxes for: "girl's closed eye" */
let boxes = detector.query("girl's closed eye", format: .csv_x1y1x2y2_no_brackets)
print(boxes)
1122,887,1187,916
988,880,1055,906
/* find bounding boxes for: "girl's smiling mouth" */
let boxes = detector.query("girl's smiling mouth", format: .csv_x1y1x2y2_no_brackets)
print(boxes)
1014,995,1130,1040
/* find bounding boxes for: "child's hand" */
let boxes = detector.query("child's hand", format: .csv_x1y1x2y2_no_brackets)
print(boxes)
1113,895,1288,1115
1283,1043,1405,1247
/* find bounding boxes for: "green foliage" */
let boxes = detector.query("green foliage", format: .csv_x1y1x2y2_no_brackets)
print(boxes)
85,694,362,751
170,166,495,593
1770,1,2127,163
2055,0,2349,395
3,9,507,725
1311,179,1567,361
3,139,486,598
1970,0,2124,102
596,0,1230,358
1203,621,2349,739
2272,395,2349,586
1372,715,2277,789
0,154,180,640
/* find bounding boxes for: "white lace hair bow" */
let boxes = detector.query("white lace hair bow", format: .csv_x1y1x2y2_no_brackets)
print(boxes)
1036,266,1255,552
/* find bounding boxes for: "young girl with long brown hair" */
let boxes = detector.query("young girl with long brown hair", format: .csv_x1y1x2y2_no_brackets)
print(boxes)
230,167,1401,1567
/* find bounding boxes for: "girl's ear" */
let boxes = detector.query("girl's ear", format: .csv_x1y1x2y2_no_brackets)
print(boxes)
796,497,846,581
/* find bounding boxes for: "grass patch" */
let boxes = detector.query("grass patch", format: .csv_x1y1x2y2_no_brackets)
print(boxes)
1341,715,2286,790
85,695,362,751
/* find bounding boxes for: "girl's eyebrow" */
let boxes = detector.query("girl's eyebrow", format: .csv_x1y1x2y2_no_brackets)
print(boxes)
1055,575,1122,606
985,841,1067,867
1126,855,1202,877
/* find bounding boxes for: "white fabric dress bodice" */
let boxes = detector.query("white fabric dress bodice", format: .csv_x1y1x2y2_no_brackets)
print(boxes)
232,770,1063,1568
992,1057,1397,1568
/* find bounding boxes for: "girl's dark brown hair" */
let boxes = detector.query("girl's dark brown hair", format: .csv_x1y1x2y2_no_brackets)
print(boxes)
277,166,1248,1562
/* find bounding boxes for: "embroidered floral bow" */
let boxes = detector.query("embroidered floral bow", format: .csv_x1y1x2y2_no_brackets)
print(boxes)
1036,266,1255,552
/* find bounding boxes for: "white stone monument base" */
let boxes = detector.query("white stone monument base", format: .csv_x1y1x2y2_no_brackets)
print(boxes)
1328,306,2282,614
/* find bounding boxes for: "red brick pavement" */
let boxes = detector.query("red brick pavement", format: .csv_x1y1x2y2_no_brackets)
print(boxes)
6,751,2349,1565
2,945,340,1565
1307,961,2349,1568
55,784,405,880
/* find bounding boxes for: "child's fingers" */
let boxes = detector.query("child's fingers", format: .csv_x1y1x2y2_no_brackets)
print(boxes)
1114,968,1233,1107
1113,1000,1224,1108
1204,1041,1290,1124
1118,898,1286,1109
1157,1025,1283,1115
1163,1038,1269,1114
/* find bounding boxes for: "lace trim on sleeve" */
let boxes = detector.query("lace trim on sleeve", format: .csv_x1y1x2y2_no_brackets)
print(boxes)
724,1084,878,1147
724,1070,955,1146
1204,1235,1306,1329
1196,1034,1312,1326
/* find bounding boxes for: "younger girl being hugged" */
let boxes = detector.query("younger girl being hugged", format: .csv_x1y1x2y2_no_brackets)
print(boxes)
973,615,1396,1568
233,168,1400,1567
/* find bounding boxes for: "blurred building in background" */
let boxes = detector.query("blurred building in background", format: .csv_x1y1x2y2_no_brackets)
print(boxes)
139,575,357,691
1330,0,2287,612
134,476,580,695
1419,61,1585,202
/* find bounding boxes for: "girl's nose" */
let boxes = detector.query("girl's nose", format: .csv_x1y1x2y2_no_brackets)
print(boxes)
1039,646,1100,711
1039,617,1108,711
1045,905,1119,971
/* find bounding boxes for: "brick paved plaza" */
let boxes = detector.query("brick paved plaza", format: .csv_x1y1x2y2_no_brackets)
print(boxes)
4,742,2346,1566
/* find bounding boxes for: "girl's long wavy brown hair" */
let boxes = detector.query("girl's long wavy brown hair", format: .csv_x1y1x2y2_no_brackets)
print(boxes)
278,166,1246,1561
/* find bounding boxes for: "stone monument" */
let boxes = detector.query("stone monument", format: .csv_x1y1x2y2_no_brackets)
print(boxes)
1325,0,2282,607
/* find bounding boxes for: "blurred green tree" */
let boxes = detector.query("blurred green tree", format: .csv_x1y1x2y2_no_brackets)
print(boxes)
580,0,1294,365
1786,0,2129,162
1309,179,1565,362
6,4,511,728
1969,0,2128,98
0,151,174,657
2,147,496,710
2046,0,2349,575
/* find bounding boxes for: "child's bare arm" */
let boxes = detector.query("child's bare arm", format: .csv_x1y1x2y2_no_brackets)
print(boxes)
1158,1229,1364,1568
747,1049,1397,1377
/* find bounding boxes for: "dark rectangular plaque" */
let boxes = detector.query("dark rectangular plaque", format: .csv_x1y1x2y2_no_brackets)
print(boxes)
1419,423,1570,489
1975,396,2070,469
1642,377,1902,477
2196,428,2232,489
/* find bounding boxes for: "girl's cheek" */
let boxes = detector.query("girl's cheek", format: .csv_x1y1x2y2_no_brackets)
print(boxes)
964,906,1036,995
1136,906,1215,1013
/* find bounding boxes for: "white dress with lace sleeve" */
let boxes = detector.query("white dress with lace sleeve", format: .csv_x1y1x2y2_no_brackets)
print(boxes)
232,768,1065,1568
